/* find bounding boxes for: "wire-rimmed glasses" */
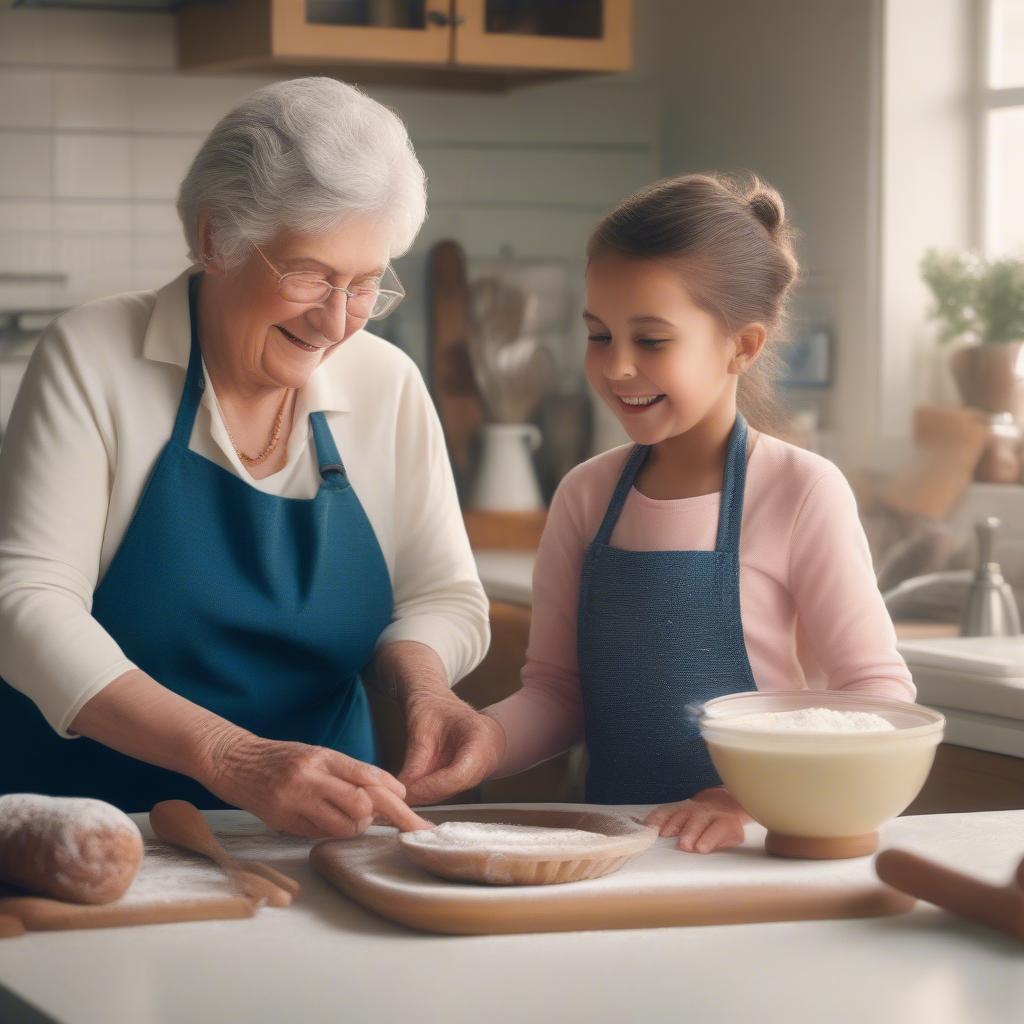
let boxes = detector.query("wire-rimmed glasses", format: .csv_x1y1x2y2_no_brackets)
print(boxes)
251,241,404,320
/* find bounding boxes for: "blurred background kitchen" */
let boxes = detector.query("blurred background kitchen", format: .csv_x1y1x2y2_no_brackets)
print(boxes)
2,0,1023,810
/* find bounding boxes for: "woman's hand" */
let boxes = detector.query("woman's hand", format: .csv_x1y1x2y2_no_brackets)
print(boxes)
399,690,507,806
368,640,507,806
643,787,751,854
200,728,432,839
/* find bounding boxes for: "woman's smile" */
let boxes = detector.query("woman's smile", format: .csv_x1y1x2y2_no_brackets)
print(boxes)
274,323,329,353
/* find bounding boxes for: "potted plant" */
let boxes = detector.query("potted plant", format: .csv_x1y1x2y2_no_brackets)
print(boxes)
921,249,1024,418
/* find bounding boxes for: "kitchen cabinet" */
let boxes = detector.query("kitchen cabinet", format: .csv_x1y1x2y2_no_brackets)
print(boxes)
177,0,632,86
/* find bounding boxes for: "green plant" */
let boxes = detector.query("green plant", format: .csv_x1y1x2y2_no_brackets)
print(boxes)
922,249,1024,344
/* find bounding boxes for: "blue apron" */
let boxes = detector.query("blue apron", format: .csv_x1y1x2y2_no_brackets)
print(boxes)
0,274,393,811
577,413,758,804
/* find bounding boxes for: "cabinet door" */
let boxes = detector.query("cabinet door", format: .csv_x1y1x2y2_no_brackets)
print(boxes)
453,0,631,72
275,0,452,64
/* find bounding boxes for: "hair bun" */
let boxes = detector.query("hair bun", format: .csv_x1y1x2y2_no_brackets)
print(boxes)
747,187,785,237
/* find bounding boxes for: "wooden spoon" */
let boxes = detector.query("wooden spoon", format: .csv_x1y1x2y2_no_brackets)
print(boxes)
149,801,296,908
875,848,1024,942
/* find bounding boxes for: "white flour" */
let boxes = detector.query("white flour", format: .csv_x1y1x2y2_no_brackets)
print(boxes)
401,821,609,856
718,708,896,733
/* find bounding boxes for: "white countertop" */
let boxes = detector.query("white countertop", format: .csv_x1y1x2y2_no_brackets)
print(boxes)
1,805,1022,1024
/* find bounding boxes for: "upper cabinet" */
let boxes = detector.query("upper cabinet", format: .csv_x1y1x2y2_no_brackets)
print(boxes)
177,0,633,85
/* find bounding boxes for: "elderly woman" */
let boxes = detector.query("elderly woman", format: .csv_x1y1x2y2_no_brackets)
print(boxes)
0,77,505,836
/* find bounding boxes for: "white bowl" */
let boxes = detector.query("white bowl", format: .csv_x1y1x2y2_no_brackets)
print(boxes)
700,691,944,859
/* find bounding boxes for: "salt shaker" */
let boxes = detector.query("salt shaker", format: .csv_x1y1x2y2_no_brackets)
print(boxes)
960,516,1021,637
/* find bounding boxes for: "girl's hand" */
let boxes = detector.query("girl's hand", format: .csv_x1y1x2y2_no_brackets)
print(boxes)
643,787,751,853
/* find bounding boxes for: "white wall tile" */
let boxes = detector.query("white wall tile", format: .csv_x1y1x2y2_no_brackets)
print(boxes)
54,133,132,199
380,81,659,147
0,234,55,274
421,146,655,206
130,72,275,135
53,72,131,131
54,201,132,233
131,135,201,200
0,200,51,231
0,71,52,129
135,233,188,268
133,264,189,292
133,201,179,234
0,10,174,70
0,281,60,310
0,5,661,333
0,133,51,198
56,235,131,276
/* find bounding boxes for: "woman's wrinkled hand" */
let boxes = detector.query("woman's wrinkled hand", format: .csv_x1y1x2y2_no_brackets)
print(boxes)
200,727,432,839
398,689,507,806
643,787,751,854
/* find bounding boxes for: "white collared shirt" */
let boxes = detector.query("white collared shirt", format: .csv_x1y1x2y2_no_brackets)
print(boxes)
0,270,489,736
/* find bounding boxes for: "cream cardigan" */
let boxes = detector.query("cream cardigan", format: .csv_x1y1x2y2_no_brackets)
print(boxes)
0,270,489,737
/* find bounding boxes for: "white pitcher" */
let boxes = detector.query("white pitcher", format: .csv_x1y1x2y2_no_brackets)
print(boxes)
470,422,544,512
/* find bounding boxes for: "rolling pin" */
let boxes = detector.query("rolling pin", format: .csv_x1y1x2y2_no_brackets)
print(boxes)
0,894,255,934
875,848,1024,942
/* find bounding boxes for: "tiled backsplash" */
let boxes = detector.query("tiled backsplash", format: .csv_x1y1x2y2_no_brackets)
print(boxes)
0,6,661,371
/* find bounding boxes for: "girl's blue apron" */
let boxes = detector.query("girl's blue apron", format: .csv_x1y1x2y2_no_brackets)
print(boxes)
0,275,393,811
577,413,758,804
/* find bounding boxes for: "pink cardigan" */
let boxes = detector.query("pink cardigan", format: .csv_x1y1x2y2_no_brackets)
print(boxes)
484,433,915,778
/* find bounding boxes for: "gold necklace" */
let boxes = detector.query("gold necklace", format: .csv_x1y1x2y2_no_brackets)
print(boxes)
219,388,292,466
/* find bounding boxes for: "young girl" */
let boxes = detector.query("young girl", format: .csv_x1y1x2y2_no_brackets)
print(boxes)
479,173,915,854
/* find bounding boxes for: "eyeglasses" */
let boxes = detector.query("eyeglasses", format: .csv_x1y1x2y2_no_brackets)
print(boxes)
251,241,405,320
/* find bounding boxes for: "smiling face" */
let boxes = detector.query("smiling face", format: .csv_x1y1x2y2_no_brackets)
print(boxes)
583,253,741,447
202,216,392,392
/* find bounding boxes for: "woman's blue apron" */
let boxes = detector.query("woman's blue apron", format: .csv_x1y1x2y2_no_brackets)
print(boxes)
577,414,758,804
0,275,393,811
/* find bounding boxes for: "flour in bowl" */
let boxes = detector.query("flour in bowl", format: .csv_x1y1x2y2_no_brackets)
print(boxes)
718,707,896,733
401,821,609,855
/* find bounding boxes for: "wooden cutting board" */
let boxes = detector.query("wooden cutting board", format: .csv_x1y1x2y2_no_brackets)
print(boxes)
0,815,310,935
310,806,915,935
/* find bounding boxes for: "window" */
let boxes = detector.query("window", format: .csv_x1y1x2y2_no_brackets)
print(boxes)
983,0,1024,255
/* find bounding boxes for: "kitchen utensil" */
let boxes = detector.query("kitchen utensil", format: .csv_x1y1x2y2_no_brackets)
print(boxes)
468,277,551,424
469,422,545,511
699,691,945,859
149,800,297,906
875,848,1024,942
960,517,1022,636
427,240,484,488
396,808,656,885
310,805,915,935
0,914,24,938
0,894,255,935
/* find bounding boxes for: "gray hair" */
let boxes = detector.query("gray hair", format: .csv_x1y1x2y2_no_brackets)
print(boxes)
177,77,427,269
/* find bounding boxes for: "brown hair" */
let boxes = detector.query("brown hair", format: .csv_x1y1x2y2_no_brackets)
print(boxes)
587,173,799,432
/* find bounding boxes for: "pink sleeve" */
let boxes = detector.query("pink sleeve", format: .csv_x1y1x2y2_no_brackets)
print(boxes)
788,465,916,701
483,474,589,778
